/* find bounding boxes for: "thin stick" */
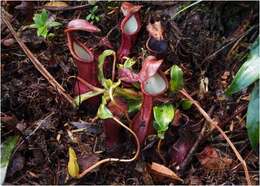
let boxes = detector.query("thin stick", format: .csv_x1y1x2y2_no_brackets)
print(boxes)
41,4,91,11
171,0,203,20
1,11,74,106
179,89,251,185
179,106,215,172
78,117,140,178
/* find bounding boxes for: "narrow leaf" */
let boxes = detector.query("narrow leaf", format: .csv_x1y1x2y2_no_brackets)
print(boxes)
170,65,184,92
226,38,260,95
0,135,19,184
246,82,259,149
68,147,80,178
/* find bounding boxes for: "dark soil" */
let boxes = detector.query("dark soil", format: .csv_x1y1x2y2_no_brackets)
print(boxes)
1,1,259,185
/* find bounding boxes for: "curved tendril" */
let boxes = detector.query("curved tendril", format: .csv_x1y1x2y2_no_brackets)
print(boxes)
78,117,140,178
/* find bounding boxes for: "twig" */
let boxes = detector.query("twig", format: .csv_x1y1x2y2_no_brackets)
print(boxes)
201,25,257,66
222,105,247,126
179,89,251,185
179,106,215,172
1,10,74,106
78,117,140,178
40,4,91,11
170,0,203,20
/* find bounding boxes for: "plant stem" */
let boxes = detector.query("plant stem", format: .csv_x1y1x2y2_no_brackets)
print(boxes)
68,76,104,92
179,89,251,185
156,139,166,164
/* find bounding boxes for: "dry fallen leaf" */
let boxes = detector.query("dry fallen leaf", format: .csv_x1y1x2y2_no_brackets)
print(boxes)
68,147,79,178
147,21,164,40
197,146,233,170
45,1,68,8
147,162,183,182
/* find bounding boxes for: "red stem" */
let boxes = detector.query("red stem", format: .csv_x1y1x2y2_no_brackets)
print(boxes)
132,95,154,145
103,97,128,149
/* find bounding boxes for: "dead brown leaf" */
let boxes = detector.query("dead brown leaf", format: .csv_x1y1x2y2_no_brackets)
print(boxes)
44,1,68,8
147,162,183,182
147,21,164,40
197,146,233,170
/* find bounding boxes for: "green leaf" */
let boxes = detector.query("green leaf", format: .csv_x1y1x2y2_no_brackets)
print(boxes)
181,99,193,110
92,5,98,12
246,82,259,149
0,135,19,184
122,57,137,69
47,21,62,28
31,9,61,38
153,104,175,139
170,65,184,92
37,26,48,37
33,9,48,27
97,96,113,119
226,38,260,95
98,49,116,87
95,16,100,22
127,100,142,113
86,14,92,21
74,90,104,107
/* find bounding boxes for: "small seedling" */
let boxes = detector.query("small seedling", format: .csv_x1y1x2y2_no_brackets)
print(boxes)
153,104,175,139
86,5,101,23
30,9,62,39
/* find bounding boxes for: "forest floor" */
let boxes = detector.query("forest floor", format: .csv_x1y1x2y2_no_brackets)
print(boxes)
1,1,259,185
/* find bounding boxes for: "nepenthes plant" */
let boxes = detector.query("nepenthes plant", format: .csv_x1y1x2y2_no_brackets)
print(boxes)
65,2,190,180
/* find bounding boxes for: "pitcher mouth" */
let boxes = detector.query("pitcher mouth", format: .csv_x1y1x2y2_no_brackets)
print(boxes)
72,40,93,62
67,35,94,63
121,14,140,35
142,71,168,96
122,15,139,35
